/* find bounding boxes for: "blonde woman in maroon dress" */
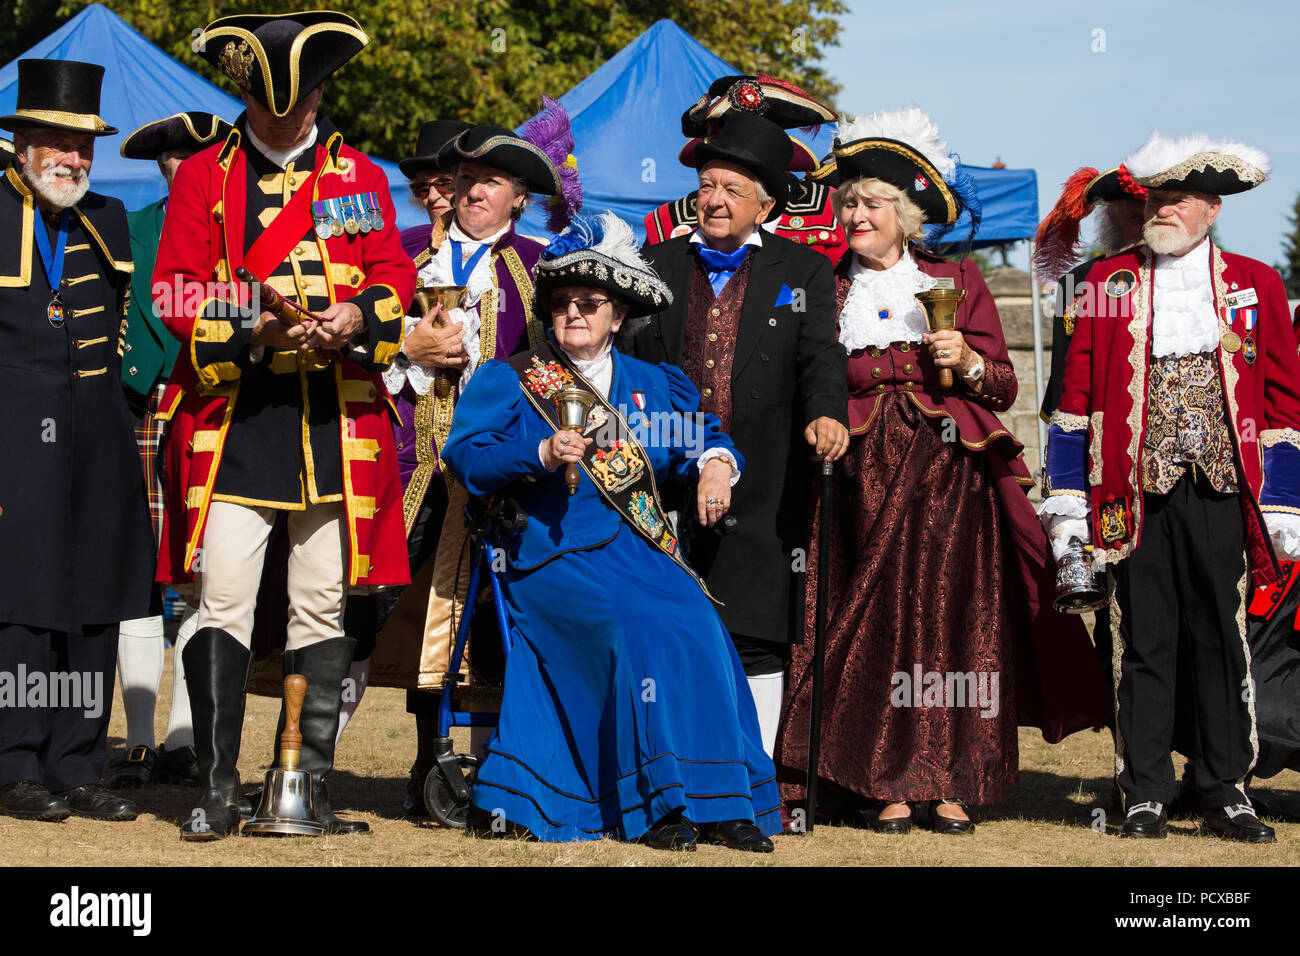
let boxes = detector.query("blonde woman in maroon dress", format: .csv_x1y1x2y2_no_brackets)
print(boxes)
775,109,1109,834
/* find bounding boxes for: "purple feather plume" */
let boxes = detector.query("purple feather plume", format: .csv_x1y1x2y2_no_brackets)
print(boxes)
520,94,583,232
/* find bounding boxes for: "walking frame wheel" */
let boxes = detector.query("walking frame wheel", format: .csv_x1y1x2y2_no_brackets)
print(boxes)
423,752,481,828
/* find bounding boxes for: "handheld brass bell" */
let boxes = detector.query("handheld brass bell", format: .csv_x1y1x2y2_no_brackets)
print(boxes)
915,288,966,389
411,286,468,400
552,387,598,495
242,675,326,837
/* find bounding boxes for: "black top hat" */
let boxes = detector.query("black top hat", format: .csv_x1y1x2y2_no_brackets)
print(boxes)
120,112,234,160
681,74,835,138
399,120,472,179
195,11,368,117
0,59,117,136
692,113,792,221
438,125,562,196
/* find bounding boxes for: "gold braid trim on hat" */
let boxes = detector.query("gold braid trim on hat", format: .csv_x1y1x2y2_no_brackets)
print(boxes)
9,108,109,132
832,138,957,224
1138,151,1267,189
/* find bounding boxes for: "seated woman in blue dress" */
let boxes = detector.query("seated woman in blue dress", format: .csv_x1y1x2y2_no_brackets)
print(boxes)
441,213,780,851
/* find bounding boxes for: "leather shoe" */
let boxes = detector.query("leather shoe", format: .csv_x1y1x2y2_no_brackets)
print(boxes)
60,784,139,821
1203,805,1276,844
403,762,432,817
929,800,975,835
1120,801,1167,838
871,804,913,834
0,780,72,821
697,818,774,853
638,815,698,851
155,744,200,786
102,746,155,789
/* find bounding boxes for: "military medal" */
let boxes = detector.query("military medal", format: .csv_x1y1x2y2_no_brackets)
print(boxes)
33,209,70,329
311,200,332,240
341,195,361,235
1241,306,1258,364
352,194,372,234
1221,331,1242,353
366,191,384,231
327,198,344,237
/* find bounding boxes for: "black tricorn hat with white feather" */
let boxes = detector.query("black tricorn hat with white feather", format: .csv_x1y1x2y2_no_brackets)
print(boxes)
1124,132,1269,195
533,213,672,324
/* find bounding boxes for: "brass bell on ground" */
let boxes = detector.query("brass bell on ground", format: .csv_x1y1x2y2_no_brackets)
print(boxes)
243,674,326,837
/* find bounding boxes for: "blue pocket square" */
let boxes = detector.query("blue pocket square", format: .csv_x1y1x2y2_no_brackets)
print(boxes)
775,284,795,307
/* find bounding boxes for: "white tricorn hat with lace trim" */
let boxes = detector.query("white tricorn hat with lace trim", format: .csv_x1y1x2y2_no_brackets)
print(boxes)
1124,132,1270,195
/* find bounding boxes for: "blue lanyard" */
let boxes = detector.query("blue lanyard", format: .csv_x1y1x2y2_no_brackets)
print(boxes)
449,239,490,286
33,209,70,298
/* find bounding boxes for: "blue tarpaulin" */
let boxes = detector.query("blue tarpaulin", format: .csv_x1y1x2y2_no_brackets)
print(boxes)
0,3,423,226
516,19,1039,247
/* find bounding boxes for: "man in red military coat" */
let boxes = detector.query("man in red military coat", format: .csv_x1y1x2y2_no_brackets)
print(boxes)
1042,133,1300,843
152,11,414,840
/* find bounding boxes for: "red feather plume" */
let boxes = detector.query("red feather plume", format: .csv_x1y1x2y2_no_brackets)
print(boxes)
1033,166,1100,283
1115,164,1147,199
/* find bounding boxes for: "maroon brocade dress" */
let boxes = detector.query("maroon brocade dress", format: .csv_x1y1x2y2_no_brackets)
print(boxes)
775,248,1111,809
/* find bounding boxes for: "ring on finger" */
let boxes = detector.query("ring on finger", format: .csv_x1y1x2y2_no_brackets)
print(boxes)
939,349,951,359
560,436,571,446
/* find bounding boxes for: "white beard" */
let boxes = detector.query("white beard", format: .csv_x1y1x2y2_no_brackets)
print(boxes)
1143,216,1202,256
24,147,89,209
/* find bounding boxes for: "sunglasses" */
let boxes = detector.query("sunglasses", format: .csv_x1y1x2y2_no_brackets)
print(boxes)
409,177,454,200
549,296,612,317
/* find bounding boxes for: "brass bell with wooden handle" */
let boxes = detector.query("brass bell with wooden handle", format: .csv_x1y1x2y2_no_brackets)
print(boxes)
242,674,326,837
412,286,469,400
915,288,967,389
552,387,598,495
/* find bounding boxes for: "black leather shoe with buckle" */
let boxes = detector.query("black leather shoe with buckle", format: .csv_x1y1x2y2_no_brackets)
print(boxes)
697,819,774,852
0,780,72,821
1120,801,1167,838
60,784,139,821
102,746,155,789
1203,805,1276,844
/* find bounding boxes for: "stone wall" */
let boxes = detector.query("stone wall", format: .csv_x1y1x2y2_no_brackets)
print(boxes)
983,265,1052,502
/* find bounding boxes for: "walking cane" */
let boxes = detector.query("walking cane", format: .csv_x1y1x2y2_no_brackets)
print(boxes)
805,457,833,833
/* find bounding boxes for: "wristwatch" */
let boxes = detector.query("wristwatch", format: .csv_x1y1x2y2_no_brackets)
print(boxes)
964,357,985,383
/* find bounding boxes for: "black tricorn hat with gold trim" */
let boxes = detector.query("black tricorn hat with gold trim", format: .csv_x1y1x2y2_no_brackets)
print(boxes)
120,112,234,160
437,125,562,196
0,59,118,136
195,11,368,117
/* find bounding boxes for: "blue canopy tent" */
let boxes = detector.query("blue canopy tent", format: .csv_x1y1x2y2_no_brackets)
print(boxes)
0,3,422,226
515,20,1040,251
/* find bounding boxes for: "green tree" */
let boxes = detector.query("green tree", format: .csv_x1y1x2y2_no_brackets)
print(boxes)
1,0,68,64
1277,191,1300,296
52,0,845,160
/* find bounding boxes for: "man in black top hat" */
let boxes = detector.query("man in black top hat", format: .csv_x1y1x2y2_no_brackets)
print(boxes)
101,112,234,792
0,58,156,823
625,112,849,760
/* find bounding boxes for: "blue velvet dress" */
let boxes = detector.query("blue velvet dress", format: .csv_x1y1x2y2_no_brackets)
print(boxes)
441,347,781,841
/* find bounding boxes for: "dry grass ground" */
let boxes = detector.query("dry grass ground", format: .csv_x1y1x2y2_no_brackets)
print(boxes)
2,657,1298,867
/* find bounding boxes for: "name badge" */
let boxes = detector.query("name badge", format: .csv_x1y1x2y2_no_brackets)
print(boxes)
1225,288,1258,309
931,277,956,291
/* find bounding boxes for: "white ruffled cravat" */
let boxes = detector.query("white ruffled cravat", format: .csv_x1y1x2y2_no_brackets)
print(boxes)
838,250,936,352
1151,238,1220,358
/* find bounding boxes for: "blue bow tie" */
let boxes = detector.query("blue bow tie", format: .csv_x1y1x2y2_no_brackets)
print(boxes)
694,243,754,273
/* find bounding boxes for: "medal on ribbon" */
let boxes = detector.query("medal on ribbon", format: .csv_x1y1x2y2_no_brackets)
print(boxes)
327,198,344,237
33,210,70,329
311,200,333,240
366,191,384,231
340,195,361,235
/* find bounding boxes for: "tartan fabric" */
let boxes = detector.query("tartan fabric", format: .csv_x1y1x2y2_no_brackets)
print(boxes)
133,381,167,544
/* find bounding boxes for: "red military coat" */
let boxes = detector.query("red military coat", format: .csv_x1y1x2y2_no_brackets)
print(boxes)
152,123,416,587
1049,241,1300,586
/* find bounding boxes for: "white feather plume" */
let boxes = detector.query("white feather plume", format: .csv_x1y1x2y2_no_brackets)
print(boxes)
834,108,956,180
1125,132,1271,180
589,212,643,269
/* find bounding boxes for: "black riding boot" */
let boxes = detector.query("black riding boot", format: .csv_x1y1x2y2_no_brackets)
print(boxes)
277,638,370,835
180,628,250,841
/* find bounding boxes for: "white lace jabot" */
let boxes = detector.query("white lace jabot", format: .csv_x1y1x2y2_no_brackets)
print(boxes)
1152,238,1220,358
838,250,936,352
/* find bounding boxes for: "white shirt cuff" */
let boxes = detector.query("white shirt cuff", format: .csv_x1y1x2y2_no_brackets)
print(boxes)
698,448,741,487
1264,511,1300,561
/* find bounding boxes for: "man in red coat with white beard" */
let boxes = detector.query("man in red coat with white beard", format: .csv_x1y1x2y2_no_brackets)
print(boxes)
152,10,414,840
1042,133,1300,843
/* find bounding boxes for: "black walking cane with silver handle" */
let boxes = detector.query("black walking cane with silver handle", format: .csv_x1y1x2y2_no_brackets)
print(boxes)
805,457,833,833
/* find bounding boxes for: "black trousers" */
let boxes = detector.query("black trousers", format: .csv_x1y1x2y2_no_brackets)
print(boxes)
0,622,118,792
1112,476,1255,808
